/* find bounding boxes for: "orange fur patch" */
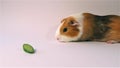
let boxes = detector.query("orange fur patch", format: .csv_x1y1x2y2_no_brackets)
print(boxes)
80,13,95,40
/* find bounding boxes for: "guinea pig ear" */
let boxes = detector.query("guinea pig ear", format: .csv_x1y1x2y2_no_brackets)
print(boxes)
69,21,79,26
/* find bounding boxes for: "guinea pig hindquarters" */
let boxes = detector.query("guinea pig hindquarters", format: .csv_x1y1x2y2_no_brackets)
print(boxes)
56,13,120,43
100,15,120,43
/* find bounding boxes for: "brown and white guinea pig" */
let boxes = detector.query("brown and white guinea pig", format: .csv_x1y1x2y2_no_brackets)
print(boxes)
55,13,120,43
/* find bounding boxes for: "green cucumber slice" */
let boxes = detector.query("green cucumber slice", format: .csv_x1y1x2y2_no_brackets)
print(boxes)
23,44,35,54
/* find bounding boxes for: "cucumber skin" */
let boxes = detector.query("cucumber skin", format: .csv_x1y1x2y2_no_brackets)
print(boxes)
23,44,35,54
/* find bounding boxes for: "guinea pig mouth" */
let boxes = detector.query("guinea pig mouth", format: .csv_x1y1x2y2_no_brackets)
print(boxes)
56,37,59,40
55,35,66,42
56,37,66,42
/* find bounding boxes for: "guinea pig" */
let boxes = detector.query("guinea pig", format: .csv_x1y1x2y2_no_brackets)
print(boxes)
55,13,120,44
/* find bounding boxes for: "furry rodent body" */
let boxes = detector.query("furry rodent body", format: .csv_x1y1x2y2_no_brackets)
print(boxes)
55,13,120,43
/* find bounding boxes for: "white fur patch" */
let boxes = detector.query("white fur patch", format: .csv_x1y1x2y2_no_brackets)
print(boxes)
59,35,80,42
55,21,64,37
70,13,84,40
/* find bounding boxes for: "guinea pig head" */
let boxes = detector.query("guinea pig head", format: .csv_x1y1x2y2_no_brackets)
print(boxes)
55,16,83,42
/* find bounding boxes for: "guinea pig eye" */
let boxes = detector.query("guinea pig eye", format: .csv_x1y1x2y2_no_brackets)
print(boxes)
63,28,68,32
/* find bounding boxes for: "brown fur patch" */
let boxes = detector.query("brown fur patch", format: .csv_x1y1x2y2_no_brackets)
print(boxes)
102,16,120,42
60,17,80,37
80,13,120,42
80,13,95,40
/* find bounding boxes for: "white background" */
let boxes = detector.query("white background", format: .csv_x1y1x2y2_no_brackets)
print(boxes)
0,0,120,67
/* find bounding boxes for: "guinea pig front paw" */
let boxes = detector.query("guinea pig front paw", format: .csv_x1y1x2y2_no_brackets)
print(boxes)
106,40,118,44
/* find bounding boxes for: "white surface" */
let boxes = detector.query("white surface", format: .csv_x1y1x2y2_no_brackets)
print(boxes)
0,0,120,67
